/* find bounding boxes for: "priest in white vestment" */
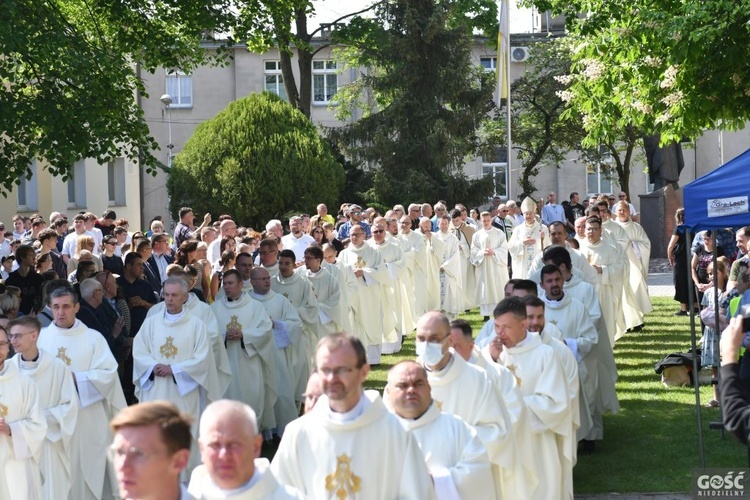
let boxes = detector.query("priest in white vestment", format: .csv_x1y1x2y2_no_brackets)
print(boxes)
0,326,46,500
10,316,78,500
384,361,495,500
399,216,428,318
274,250,319,398
258,239,281,279
577,216,627,343
415,311,518,498
210,270,277,434
451,209,477,309
146,267,232,397
249,267,303,435
491,297,572,500
190,400,302,500
615,202,654,324
39,286,126,500
338,226,389,364
471,212,510,317
508,197,550,279
271,333,436,499
527,222,597,284
435,217,463,318
542,246,620,432
367,223,406,353
418,218,443,312
304,247,348,336
133,277,224,473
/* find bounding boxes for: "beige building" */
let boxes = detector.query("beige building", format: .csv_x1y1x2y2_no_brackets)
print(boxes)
0,157,142,231
139,32,745,233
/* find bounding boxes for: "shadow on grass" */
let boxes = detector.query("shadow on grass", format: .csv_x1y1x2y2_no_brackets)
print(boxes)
573,297,746,494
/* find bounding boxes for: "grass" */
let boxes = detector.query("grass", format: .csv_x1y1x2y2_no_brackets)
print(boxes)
366,297,748,494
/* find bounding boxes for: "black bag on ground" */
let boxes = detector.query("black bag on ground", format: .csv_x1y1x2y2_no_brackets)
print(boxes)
654,349,701,387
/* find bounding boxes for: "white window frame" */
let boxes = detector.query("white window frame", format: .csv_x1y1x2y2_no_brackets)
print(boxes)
166,70,193,108
17,160,38,211
480,56,497,72
264,61,287,101
312,60,338,105
587,162,617,197
108,158,127,206
67,159,87,208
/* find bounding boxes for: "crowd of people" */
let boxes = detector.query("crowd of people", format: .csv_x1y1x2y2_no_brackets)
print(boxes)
0,191,656,499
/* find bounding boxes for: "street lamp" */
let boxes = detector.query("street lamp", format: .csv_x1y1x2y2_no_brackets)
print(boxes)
160,94,173,168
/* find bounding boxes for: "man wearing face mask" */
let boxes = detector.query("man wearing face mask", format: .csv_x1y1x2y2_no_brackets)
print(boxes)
415,311,519,499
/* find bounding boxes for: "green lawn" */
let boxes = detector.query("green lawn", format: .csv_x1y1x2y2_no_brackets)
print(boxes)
367,297,748,494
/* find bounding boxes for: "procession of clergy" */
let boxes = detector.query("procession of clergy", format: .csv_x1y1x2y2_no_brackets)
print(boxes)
0,193,654,499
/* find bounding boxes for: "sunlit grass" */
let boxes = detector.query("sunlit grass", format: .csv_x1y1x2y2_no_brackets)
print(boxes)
368,297,747,494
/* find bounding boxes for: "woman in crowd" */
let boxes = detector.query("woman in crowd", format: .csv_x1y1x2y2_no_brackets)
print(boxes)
101,235,124,275
701,257,729,407
67,235,102,274
210,250,236,301
667,208,691,315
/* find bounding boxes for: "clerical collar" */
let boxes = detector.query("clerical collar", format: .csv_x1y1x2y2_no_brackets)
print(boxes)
328,391,370,423
206,468,260,497
547,293,564,303
21,352,40,363
164,309,186,323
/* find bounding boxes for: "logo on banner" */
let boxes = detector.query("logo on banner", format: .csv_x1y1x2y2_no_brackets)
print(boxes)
707,196,749,218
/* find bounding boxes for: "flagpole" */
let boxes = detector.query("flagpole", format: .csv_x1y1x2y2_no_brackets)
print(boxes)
503,0,512,200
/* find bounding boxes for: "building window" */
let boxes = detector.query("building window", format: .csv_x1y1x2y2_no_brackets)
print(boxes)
166,70,193,107
17,160,38,211
313,60,337,104
67,160,87,208
108,158,127,206
480,57,497,72
264,61,287,101
587,163,616,196
482,146,508,198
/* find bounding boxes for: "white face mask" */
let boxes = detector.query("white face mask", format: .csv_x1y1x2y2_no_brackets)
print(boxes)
416,340,445,366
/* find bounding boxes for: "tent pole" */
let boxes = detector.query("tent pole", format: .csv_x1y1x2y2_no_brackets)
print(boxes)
710,236,725,438
687,229,706,467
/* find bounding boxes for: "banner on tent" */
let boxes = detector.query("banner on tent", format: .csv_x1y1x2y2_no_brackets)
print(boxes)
707,195,748,218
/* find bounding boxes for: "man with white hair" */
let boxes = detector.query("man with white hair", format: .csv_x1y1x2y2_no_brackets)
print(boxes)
508,197,550,279
265,220,284,240
208,219,237,265
542,192,566,227
316,204,335,225
384,361,495,499
190,400,302,499
368,219,406,353
132,277,224,474
281,216,314,263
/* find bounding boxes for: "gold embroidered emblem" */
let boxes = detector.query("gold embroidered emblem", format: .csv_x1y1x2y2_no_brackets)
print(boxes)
57,347,71,366
227,315,242,332
507,364,522,387
0,402,7,418
354,256,367,269
435,400,443,411
159,336,179,359
325,454,361,499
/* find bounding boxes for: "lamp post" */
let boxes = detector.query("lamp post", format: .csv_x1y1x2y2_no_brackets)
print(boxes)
160,94,173,168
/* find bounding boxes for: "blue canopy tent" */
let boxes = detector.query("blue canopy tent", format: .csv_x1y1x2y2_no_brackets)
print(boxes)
682,148,750,466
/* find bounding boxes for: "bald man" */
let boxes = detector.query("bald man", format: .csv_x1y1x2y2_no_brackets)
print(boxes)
189,400,301,499
385,361,494,499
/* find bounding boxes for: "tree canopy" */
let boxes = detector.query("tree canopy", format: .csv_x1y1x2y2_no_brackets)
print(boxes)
166,92,344,227
530,0,750,147
1,0,234,192
328,0,498,206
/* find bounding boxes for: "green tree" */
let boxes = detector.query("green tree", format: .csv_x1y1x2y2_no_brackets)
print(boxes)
167,92,344,228
530,0,750,147
1,0,234,192
328,0,497,207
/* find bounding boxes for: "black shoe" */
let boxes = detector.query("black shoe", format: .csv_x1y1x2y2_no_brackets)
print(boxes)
580,439,596,454
673,310,688,316
483,316,490,322
633,323,645,332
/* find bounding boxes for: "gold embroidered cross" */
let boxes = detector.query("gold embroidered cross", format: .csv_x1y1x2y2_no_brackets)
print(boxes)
159,336,179,359
435,400,443,411
0,401,7,418
325,454,361,500
227,315,242,331
354,256,366,269
57,347,71,366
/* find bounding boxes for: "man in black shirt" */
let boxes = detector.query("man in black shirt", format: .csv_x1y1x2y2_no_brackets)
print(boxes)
5,244,45,315
117,252,157,336
564,192,585,236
